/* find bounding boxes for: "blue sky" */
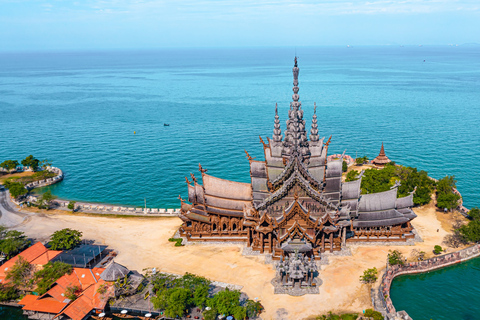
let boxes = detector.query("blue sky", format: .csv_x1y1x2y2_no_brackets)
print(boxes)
1,0,479,51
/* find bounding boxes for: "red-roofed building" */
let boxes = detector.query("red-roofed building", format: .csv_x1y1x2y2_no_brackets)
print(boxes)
18,267,113,320
0,242,61,285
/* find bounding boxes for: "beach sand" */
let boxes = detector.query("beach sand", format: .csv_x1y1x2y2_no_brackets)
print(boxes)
11,199,465,320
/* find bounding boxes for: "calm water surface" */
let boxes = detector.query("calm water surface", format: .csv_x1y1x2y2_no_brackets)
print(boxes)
1,46,480,318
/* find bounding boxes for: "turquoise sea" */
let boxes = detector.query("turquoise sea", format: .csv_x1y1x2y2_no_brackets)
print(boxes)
0,46,480,318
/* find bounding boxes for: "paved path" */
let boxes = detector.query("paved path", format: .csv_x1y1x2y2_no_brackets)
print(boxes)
0,187,30,228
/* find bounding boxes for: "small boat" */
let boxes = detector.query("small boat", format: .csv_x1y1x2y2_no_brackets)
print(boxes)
164,123,170,127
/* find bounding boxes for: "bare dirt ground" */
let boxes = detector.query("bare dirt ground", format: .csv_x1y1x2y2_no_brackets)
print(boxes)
0,171,34,183
5,198,463,320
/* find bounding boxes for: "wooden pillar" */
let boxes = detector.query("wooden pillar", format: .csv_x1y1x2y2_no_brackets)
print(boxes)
321,233,325,252
268,233,272,253
329,233,333,253
260,233,264,254
342,227,346,247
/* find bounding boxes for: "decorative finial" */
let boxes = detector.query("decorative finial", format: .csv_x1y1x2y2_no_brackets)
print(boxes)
244,149,255,161
275,103,278,115
294,191,299,201
294,56,298,67
185,177,191,184
198,164,207,174
259,136,267,149
314,102,317,114
178,195,185,203
190,173,197,183
325,135,332,147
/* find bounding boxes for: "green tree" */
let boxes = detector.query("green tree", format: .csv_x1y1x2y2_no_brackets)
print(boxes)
0,283,19,301
345,170,359,182
364,308,383,320
433,245,443,255
34,261,73,295
39,159,53,170
21,155,40,171
165,287,190,318
388,250,405,266
193,283,209,308
39,190,57,209
437,192,460,211
67,201,76,212
245,300,262,318
0,160,19,171
5,256,33,289
0,229,30,258
458,220,480,243
355,156,368,165
49,228,83,250
342,160,348,172
5,182,28,199
65,285,80,301
207,288,244,318
359,267,378,284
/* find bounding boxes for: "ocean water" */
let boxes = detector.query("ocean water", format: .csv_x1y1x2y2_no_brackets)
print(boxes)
1,46,480,318
390,256,480,319
1,46,479,209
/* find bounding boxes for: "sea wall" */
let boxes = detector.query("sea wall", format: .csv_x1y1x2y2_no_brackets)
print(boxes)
53,199,180,216
24,166,64,190
377,244,480,315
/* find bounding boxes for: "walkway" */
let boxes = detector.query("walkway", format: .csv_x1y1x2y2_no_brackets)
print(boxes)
0,187,30,228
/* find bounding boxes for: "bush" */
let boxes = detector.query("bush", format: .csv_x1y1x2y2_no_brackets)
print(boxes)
436,176,460,210
364,309,383,320
67,201,76,212
49,228,82,250
5,182,28,199
345,170,359,182
355,156,368,165
342,161,348,172
65,285,80,301
168,238,183,246
360,267,378,284
388,250,404,266
0,284,19,301
433,245,443,255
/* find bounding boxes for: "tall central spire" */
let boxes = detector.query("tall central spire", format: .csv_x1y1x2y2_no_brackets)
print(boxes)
283,57,309,158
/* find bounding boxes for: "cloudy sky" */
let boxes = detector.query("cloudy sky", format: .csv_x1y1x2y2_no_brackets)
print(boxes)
1,0,479,51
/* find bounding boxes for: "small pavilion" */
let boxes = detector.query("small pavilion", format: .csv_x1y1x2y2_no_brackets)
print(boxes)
372,143,391,166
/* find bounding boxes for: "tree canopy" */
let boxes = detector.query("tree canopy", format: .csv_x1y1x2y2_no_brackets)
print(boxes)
4,181,28,199
436,176,461,211
458,207,480,243
49,228,83,250
388,250,405,266
34,261,73,295
5,256,33,289
21,155,40,171
347,163,435,205
0,227,30,258
0,160,19,171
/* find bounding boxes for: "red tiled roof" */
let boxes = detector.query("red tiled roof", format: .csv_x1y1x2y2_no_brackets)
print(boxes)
18,294,38,306
0,242,61,284
21,296,67,314
31,250,62,265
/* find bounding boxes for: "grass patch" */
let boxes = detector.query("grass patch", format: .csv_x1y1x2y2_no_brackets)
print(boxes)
315,312,359,320
168,238,184,246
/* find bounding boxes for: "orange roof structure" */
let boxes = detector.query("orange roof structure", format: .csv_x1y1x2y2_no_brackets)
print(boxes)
20,296,67,314
19,267,111,320
372,142,392,166
0,242,61,284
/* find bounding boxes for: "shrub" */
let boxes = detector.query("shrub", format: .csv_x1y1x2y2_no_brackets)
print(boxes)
364,308,383,320
5,182,28,199
65,285,80,301
49,228,82,250
345,170,359,182
433,245,443,255
168,238,183,246
388,250,404,266
67,201,76,212
342,160,348,172
360,267,378,284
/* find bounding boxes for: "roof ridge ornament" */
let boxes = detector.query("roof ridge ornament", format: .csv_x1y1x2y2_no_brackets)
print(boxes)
198,164,207,174
244,149,255,161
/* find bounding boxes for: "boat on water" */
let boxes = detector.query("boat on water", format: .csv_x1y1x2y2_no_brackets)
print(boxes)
163,123,170,126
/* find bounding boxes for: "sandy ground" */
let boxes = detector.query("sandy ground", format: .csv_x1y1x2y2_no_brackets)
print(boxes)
2,198,465,320
0,171,34,183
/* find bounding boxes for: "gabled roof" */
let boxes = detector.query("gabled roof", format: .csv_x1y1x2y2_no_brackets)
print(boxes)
0,242,61,284
20,296,67,314
358,188,397,212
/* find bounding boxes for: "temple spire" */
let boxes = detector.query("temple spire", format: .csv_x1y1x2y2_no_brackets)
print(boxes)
283,57,309,158
272,103,283,144
310,102,319,142
372,142,392,166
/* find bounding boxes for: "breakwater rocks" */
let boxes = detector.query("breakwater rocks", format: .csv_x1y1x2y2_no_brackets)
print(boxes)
25,166,64,190
54,199,180,216
376,244,480,317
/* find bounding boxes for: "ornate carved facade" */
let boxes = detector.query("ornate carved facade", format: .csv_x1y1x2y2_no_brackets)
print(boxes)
178,58,416,261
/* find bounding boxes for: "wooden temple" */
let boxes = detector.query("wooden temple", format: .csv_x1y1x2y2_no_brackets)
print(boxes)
179,58,416,261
